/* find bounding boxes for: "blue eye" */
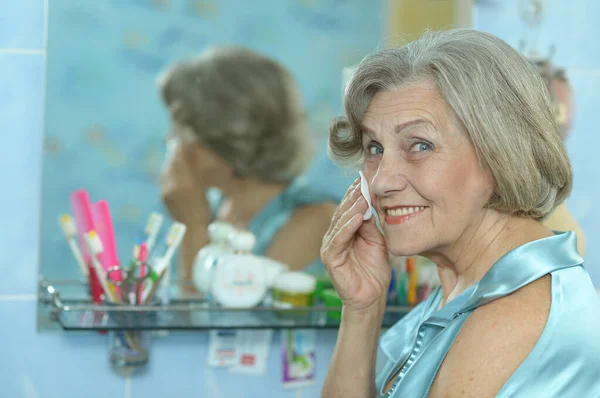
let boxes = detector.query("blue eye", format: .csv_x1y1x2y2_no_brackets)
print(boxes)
366,144,383,156
412,142,432,152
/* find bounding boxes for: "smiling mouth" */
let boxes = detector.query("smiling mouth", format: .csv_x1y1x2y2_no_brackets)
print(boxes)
385,206,427,216
383,206,428,225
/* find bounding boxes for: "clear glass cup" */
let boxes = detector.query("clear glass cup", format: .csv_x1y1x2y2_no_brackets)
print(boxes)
109,330,151,377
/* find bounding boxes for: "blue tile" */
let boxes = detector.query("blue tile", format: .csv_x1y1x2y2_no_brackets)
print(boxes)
0,54,44,295
0,300,125,398
563,71,600,284
474,0,523,54
130,331,298,398
538,0,600,69
0,0,44,49
476,0,600,69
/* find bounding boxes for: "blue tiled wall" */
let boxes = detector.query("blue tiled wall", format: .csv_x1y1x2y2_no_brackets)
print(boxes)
2,1,598,397
475,0,600,284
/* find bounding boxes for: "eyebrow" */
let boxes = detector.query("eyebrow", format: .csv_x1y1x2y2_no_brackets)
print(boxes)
361,119,433,136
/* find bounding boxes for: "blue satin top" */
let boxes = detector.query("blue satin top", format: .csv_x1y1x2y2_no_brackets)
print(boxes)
208,177,335,271
376,231,600,397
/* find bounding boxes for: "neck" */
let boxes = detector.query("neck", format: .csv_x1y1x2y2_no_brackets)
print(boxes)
216,177,288,228
422,211,553,306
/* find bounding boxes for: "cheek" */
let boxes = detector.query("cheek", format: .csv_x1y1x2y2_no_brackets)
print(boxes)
363,160,378,177
420,155,490,210
445,161,492,210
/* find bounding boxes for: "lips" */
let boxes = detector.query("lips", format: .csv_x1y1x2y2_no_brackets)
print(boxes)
382,206,428,225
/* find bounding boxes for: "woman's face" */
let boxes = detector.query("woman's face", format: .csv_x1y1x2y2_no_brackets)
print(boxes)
163,123,231,186
361,80,494,256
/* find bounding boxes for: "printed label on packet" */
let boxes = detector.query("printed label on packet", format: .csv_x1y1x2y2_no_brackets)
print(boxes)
207,330,239,368
282,329,316,389
230,329,274,375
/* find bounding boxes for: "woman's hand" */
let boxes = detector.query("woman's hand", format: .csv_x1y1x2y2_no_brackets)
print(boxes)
160,139,212,293
159,139,211,229
321,178,390,313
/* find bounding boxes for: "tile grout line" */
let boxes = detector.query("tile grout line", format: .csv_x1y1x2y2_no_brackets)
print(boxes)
125,375,132,398
0,295,37,301
0,48,44,54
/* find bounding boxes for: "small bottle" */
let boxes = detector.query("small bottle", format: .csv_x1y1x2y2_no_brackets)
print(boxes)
211,230,267,308
228,229,256,255
191,221,237,299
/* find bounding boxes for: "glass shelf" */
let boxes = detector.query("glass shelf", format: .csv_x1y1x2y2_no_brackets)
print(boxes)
39,278,412,331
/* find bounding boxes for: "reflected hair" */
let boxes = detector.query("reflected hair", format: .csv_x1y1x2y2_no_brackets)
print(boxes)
330,29,572,220
158,46,312,182
529,56,572,140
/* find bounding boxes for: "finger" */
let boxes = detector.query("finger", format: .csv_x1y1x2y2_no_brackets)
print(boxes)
324,187,363,243
358,214,386,246
322,212,364,266
329,181,362,229
345,176,361,195
324,184,358,239
162,144,194,178
333,194,368,235
323,194,367,248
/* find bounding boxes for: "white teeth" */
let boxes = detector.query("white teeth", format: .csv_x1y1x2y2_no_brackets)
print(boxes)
386,206,426,216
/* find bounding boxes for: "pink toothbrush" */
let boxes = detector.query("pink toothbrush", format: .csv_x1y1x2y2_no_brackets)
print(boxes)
69,190,95,262
92,200,123,296
70,189,103,303
92,200,120,271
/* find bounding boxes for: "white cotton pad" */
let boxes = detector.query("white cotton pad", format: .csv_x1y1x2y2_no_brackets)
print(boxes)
359,171,374,220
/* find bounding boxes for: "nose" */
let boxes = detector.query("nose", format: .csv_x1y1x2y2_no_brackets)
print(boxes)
369,154,408,198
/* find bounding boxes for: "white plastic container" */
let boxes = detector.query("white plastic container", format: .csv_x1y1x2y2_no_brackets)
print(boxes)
191,221,236,297
210,230,267,308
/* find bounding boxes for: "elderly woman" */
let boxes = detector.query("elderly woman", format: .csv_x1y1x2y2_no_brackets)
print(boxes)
158,47,336,285
321,29,600,397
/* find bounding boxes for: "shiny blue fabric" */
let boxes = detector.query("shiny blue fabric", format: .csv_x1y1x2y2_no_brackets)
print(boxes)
376,231,600,397
208,177,335,272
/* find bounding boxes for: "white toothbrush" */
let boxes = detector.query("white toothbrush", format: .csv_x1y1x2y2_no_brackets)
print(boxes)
159,222,187,270
84,230,117,303
58,214,88,276
143,222,187,303
144,212,164,252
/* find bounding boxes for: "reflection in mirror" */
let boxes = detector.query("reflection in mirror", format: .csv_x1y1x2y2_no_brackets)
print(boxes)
156,46,338,289
39,0,385,329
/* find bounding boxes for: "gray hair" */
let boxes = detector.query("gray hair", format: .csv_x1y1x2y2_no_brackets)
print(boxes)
158,46,312,182
329,29,572,220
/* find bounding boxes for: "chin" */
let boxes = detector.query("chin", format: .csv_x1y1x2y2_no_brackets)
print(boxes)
383,226,430,256
386,240,426,257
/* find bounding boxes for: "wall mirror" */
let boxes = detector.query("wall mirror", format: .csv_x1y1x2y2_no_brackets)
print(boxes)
38,0,388,331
